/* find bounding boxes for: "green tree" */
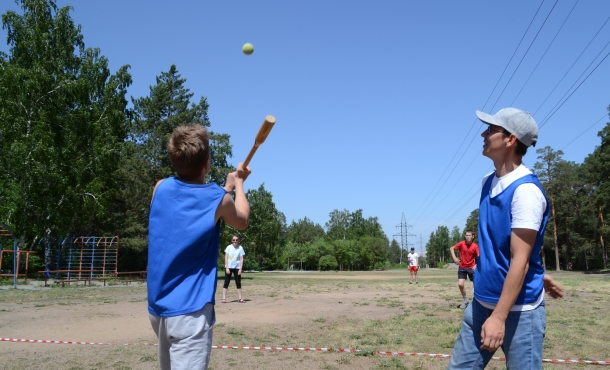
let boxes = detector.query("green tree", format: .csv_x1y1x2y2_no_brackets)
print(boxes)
325,209,350,240
425,232,437,268
333,239,357,270
534,146,565,271
363,235,390,270
550,160,581,269
130,64,232,185
0,0,131,247
117,65,235,266
464,209,479,244
581,121,610,269
237,184,286,270
286,217,325,245
347,209,386,240
450,226,461,247
425,226,450,267
388,239,401,265
281,240,305,270
319,255,338,271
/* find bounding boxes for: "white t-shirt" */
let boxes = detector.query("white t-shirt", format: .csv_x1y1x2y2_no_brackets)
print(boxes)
225,245,245,269
482,164,547,231
407,252,419,267
479,164,547,312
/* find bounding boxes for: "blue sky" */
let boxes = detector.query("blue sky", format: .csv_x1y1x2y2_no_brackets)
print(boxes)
2,1,609,250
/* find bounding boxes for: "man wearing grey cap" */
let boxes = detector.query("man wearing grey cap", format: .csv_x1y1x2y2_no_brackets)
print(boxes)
447,108,564,369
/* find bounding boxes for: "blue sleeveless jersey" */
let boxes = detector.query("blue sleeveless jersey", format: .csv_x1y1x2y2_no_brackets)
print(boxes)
474,173,549,305
147,178,226,316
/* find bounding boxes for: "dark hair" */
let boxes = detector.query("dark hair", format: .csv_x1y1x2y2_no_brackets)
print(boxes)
465,230,474,235
515,140,528,156
167,124,210,181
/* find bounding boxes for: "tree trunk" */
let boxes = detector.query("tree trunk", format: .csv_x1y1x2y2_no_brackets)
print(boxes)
598,204,607,269
583,250,589,270
550,196,560,271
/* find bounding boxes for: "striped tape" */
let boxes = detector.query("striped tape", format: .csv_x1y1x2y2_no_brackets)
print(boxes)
1,338,608,365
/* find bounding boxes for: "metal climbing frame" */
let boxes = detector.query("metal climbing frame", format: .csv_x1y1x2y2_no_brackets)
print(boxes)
39,236,119,281
0,222,21,288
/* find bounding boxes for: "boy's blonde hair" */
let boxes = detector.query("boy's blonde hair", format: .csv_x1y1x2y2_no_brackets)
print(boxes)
167,124,210,181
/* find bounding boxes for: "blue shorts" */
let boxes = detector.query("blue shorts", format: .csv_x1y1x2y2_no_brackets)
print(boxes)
458,267,475,281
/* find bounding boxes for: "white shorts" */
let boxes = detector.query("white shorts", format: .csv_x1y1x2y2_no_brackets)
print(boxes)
149,303,215,370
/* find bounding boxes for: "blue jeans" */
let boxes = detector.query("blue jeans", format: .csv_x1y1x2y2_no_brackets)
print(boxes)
447,299,546,369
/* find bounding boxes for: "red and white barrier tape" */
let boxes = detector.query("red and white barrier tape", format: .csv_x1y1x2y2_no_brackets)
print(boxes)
2,338,608,365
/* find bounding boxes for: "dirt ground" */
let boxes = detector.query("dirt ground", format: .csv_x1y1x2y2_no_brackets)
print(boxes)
1,270,595,369
1,272,434,341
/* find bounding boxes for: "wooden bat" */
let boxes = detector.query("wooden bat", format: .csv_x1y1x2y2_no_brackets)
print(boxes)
243,115,276,167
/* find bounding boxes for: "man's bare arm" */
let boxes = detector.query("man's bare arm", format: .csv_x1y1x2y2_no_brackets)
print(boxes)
215,164,251,229
450,245,460,265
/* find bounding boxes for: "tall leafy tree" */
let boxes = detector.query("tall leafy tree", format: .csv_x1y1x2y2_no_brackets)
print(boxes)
450,226,462,247
360,235,389,270
464,209,479,244
534,146,565,271
388,239,401,265
237,184,286,270
325,209,350,240
333,239,357,270
551,160,581,268
131,64,221,184
0,0,131,245
581,120,610,269
426,226,450,267
117,65,234,262
286,217,325,245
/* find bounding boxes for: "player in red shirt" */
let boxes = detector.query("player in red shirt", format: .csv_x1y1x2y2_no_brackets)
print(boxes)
450,230,480,308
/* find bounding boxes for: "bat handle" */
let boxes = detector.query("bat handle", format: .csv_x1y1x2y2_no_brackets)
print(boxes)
242,145,259,168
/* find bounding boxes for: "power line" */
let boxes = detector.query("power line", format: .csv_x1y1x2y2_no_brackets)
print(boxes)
539,47,610,129
560,114,608,150
414,150,481,225
488,0,560,112
533,14,610,117
418,7,610,231
413,3,610,244
510,0,580,106
406,1,547,225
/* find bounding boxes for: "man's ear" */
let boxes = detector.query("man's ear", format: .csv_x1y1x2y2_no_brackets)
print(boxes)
506,134,519,148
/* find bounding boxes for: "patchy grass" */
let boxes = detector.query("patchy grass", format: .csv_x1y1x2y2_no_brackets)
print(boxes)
0,269,608,369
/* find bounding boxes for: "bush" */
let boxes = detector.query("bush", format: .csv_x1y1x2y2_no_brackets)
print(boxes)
319,255,338,271
246,259,263,272
377,260,391,270
438,261,448,269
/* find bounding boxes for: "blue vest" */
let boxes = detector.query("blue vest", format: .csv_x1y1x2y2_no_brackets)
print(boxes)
147,178,226,316
474,173,549,305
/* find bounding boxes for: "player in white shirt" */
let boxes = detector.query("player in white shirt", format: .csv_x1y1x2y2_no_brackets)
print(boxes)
407,247,419,284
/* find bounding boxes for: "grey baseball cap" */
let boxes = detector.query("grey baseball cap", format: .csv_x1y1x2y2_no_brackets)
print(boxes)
476,107,538,147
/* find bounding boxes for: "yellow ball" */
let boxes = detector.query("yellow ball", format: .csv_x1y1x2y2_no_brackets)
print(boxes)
242,43,254,55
